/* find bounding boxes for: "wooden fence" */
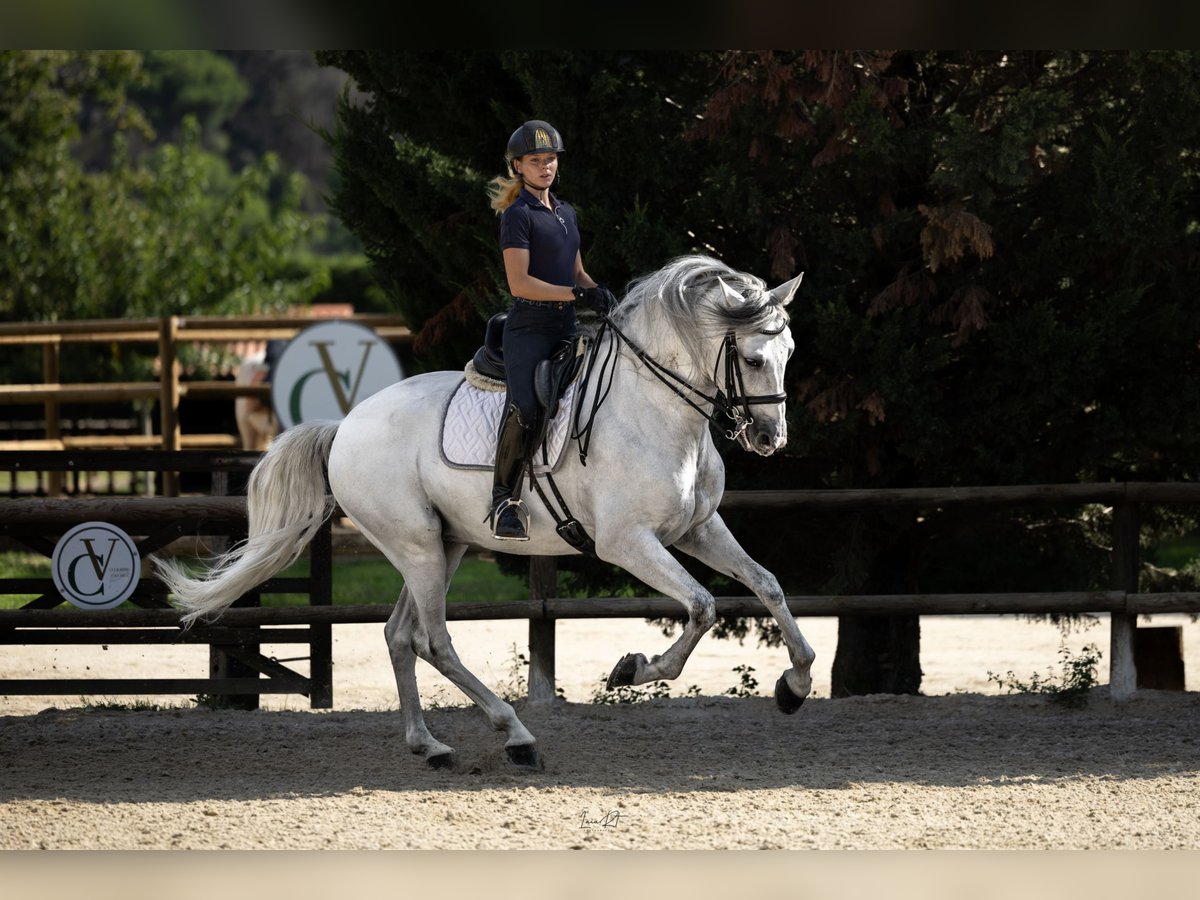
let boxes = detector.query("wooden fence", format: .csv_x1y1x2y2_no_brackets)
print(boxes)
1,451,1198,706
0,314,413,495
0,451,333,708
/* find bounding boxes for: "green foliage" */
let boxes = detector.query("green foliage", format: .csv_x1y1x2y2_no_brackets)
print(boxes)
82,698,184,711
315,50,713,371
134,50,250,147
0,552,530,610
258,554,530,608
987,642,1103,708
0,51,339,385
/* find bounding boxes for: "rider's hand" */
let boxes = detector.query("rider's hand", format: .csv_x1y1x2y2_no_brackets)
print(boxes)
573,284,617,315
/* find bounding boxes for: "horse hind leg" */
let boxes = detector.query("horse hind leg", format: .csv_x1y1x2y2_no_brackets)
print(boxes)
407,581,542,770
372,530,466,767
385,585,455,768
376,535,541,770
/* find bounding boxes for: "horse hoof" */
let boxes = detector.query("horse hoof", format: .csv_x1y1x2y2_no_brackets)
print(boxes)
774,674,806,714
426,752,456,770
506,743,543,770
606,653,642,690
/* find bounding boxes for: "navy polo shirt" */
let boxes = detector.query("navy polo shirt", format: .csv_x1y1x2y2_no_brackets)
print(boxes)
499,189,581,290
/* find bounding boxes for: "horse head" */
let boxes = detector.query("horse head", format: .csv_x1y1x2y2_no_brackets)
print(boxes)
711,270,799,456
615,255,800,457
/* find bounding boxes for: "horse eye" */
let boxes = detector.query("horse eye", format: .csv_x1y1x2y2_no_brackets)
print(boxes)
744,357,763,369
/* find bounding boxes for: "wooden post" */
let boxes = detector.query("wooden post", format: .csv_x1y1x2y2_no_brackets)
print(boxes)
208,591,262,710
1134,626,1185,690
158,316,181,496
527,556,558,703
308,515,334,708
1110,500,1139,701
140,406,155,497
206,469,260,710
42,343,63,497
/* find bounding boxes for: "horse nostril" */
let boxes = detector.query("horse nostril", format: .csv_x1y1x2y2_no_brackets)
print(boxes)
756,432,773,449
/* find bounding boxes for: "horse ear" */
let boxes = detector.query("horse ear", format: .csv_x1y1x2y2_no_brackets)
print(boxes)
771,273,803,307
716,276,745,304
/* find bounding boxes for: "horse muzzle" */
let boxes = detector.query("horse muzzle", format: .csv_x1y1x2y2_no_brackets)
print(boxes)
739,419,786,456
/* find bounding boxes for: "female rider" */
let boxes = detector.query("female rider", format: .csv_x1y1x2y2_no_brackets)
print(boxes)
486,119,615,540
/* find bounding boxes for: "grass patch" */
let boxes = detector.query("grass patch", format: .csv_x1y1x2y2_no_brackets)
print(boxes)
1150,533,1200,570
0,551,530,610
266,554,531,606
0,552,51,607
81,698,191,712
0,551,50,580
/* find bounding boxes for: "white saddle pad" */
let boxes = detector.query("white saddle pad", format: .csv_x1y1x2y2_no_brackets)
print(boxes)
440,378,577,473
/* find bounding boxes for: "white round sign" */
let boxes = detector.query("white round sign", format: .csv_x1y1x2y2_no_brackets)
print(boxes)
51,521,142,610
271,320,404,430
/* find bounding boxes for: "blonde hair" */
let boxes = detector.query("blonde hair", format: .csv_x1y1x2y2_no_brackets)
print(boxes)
488,173,523,214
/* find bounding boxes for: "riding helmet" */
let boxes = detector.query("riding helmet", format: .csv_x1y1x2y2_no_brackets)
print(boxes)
506,119,565,168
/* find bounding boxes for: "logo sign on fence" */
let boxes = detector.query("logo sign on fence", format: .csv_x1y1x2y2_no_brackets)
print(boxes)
271,320,404,430
51,522,142,610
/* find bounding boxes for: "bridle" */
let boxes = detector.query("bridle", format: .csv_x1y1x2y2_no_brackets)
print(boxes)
572,313,788,465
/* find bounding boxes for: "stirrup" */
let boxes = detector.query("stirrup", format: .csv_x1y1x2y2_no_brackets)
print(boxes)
491,497,530,542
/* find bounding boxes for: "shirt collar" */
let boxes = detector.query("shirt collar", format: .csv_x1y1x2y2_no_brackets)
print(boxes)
516,188,557,210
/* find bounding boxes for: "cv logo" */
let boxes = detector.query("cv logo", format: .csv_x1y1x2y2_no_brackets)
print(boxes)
51,522,141,610
271,321,405,430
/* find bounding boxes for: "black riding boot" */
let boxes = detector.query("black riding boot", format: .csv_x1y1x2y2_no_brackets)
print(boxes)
490,403,533,541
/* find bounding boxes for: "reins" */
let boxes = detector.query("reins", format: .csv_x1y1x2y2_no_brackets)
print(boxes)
526,305,788,555
571,314,787,465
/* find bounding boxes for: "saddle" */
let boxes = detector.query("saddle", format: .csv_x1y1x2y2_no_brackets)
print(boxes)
469,312,585,420
462,312,596,555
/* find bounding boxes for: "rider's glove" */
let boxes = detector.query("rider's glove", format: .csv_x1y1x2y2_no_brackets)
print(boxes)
572,284,618,316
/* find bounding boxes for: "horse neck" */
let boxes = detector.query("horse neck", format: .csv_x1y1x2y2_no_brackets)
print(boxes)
615,301,717,395
588,303,726,449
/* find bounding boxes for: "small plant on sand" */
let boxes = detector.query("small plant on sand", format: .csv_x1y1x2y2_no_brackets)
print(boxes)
491,644,568,703
497,643,528,702
988,642,1102,708
724,664,759,699
590,675,673,704
588,676,702,704
83,698,177,712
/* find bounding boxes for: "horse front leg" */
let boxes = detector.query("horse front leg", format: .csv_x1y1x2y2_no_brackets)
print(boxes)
673,513,815,713
597,531,718,689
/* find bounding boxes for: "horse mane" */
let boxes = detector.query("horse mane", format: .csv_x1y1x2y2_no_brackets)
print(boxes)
615,255,788,362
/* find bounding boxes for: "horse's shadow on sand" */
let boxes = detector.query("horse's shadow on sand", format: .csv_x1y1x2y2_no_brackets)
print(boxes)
2,692,1197,804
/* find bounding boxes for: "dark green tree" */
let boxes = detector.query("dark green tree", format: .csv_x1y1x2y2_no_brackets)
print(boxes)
314,50,716,370
694,50,1200,694
318,51,1200,696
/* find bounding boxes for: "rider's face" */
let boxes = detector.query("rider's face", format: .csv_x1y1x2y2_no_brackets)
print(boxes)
515,153,558,188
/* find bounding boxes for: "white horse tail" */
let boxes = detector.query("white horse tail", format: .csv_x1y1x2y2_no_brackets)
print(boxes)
156,420,340,628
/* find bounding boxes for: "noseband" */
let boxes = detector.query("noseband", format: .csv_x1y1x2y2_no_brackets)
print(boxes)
573,316,787,465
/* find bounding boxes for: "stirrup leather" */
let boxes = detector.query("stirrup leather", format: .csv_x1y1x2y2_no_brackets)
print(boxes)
491,496,530,541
